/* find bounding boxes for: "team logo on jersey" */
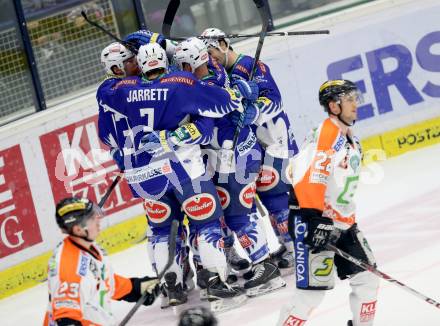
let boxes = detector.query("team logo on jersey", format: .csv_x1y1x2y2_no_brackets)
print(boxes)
239,182,256,209
143,199,171,223
360,301,377,322
183,193,216,220
216,186,230,209
256,165,279,192
350,155,361,171
283,315,306,326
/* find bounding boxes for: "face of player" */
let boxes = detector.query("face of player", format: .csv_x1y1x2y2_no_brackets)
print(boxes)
123,56,141,76
72,212,101,241
339,91,363,123
207,46,226,66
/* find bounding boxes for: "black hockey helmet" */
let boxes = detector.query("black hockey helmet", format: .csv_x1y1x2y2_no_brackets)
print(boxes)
319,79,360,110
178,306,218,326
55,197,100,232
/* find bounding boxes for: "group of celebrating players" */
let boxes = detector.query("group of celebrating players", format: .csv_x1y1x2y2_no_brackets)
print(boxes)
44,26,379,326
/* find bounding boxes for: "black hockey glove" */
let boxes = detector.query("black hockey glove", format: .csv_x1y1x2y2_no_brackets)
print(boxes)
120,276,160,306
302,209,334,254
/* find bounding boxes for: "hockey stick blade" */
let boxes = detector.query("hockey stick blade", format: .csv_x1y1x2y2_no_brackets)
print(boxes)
327,244,440,310
80,11,138,54
98,174,122,208
162,0,180,38
119,219,180,326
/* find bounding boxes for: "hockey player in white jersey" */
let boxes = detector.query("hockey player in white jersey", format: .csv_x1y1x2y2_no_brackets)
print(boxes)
278,80,379,326
173,37,286,298
201,28,299,273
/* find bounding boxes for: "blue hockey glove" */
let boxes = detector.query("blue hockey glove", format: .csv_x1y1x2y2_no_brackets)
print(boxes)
232,79,259,101
123,30,166,51
230,101,260,127
110,148,125,171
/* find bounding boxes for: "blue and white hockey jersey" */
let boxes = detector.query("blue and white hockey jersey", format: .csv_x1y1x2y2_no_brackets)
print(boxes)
98,70,243,196
228,54,298,158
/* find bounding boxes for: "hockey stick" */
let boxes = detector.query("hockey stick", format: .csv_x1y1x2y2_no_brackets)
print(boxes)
162,0,180,38
119,219,180,326
98,174,122,208
230,0,269,154
327,243,440,310
80,11,138,54
169,30,330,41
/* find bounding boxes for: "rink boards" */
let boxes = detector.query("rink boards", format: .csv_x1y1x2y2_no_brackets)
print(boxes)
1,0,440,299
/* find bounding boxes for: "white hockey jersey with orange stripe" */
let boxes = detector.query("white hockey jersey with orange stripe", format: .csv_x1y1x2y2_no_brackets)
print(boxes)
291,118,362,230
43,237,132,326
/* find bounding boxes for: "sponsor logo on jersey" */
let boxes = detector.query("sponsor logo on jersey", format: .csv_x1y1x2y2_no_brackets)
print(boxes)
160,76,195,86
112,78,138,89
54,299,81,310
239,182,256,209
126,88,169,102
256,165,279,191
124,159,172,184
183,193,216,220
237,132,257,156
312,256,334,280
238,234,253,248
283,315,306,326
77,253,90,277
235,64,250,77
333,134,345,151
143,199,171,223
216,186,230,209
294,216,308,288
360,301,377,322
310,171,328,185
350,155,361,171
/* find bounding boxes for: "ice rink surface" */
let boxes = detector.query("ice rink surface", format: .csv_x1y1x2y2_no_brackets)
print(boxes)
1,144,440,326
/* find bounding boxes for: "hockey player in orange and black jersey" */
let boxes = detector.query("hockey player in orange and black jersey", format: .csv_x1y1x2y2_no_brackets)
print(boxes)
277,80,379,326
201,28,299,273
173,37,286,299
43,197,159,326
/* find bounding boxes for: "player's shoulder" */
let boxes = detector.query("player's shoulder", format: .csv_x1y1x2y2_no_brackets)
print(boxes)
316,118,344,151
157,71,198,87
111,76,142,91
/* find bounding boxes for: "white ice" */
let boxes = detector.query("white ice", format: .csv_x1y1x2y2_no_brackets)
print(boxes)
1,144,440,326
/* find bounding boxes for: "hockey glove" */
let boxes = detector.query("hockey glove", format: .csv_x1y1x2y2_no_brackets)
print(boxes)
123,30,166,51
230,101,260,127
140,130,176,157
232,79,259,101
110,147,125,171
302,209,334,254
120,276,160,306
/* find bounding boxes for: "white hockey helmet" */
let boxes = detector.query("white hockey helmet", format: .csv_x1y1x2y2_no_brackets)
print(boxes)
137,43,168,74
200,27,230,52
100,42,133,75
174,37,209,72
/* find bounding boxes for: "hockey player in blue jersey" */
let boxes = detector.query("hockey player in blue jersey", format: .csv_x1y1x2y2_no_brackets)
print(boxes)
173,37,286,297
99,42,254,311
201,28,299,273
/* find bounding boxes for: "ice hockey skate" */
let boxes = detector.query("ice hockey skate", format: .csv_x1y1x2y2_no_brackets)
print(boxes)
161,272,188,307
244,259,286,297
199,269,248,312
